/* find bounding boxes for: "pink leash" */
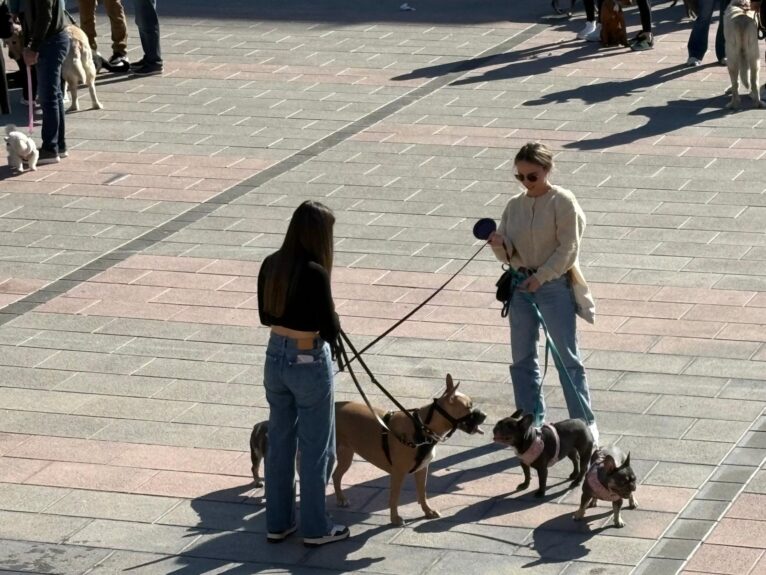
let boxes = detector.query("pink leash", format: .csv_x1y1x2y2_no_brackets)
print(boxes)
26,64,33,135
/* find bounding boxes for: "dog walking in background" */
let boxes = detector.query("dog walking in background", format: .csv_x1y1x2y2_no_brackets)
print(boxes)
600,0,630,47
723,0,763,109
5,24,102,112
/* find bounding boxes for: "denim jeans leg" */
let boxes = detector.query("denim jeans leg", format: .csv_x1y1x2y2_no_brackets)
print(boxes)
134,0,162,63
286,342,335,538
264,341,298,534
510,287,545,426
36,32,69,153
535,277,595,424
687,0,716,59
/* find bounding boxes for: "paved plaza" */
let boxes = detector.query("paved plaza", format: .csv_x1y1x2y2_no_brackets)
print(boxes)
1,0,766,573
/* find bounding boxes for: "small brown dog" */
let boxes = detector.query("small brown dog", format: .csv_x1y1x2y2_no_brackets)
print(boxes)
332,374,486,525
600,0,629,47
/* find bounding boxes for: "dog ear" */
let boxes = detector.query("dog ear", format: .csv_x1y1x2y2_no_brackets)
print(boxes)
520,413,534,432
603,455,617,473
510,409,523,419
619,452,631,469
444,373,459,399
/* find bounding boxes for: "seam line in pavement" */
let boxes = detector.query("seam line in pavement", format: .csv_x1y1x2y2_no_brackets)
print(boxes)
0,24,546,327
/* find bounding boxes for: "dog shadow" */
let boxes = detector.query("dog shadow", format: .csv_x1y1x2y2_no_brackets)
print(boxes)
523,509,614,568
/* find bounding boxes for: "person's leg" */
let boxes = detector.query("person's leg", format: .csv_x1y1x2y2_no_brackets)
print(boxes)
263,335,298,536
687,0,715,61
534,276,595,425
630,0,654,50
78,0,99,51
36,31,69,158
577,0,598,38
133,0,162,64
714,0,730,62
286,341,335,539
510,284,544,426
104,0,128,57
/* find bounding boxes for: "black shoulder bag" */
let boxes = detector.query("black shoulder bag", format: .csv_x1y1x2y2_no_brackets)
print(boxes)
494,243,515,318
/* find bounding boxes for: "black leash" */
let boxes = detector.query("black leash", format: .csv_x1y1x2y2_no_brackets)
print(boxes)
337,240,489,372
335,329,439,448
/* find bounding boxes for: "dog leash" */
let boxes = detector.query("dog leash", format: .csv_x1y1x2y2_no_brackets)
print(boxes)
336,240,490,372
25,64,33,135
500,243,592,426
335,329,441,448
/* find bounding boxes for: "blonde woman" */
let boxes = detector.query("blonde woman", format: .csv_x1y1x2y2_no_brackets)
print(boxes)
489,142,599,444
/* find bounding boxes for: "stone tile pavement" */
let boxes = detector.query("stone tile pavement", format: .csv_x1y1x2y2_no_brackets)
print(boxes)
0,0,765,573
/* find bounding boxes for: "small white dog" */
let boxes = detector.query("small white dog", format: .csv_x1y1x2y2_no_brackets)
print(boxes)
723,0,762,109
4,125,39,172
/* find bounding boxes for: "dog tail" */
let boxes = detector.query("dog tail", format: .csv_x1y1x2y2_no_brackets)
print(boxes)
71,40,87,85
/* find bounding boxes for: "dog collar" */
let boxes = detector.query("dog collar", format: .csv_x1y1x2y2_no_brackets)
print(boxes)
518,423,560,467
586,456,622,502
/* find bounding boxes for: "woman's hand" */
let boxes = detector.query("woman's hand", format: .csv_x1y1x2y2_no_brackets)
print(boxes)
488,231,505,248
520,276,541,293
22,48,38,66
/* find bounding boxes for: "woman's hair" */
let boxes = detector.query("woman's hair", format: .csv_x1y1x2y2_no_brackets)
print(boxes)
514,142,554,171
262,200,335,317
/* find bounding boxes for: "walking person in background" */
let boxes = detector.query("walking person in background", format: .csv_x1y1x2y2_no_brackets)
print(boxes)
686,0,730,66
21,0,69,163
130,0,161,75
78,0,130,72
488,142,600,445
257,200,351,547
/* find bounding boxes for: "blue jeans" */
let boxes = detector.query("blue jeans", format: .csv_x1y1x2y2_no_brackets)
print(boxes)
264,333,335,538
687,0,729,61
36,31,69,154
134,0,162,63
509,275,594,427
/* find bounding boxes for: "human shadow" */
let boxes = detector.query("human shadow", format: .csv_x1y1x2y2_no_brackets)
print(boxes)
565,94,729,150
524,63,701,107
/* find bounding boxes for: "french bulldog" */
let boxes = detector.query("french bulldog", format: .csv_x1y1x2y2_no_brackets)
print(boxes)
493,409,594,497
333,374,486,526
574,446,638,528
249,420,269,487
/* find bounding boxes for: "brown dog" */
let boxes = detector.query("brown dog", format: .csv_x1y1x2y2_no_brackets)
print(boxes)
600,0,629,47
332,374,486,526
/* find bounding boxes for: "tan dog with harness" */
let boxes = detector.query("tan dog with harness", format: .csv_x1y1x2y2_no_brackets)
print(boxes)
332,374,486,526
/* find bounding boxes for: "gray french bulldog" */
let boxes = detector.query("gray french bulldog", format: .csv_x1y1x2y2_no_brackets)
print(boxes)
574,446,638,527
493,409,594,497
249,421,269,487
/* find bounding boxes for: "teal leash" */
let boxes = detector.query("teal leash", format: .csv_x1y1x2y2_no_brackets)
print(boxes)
506,267,592,427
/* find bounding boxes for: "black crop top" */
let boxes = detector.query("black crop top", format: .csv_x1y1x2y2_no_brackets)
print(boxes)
257,253,341,345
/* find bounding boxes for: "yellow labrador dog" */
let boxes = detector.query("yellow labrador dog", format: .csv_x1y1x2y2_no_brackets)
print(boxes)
5,24,102,112
724,0,762,109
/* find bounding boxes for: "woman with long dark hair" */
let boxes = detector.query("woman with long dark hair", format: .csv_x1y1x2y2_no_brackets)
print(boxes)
257,200,350,547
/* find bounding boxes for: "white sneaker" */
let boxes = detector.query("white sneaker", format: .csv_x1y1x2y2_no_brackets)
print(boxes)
588,422,600,447
304,524,350,547
686,57,702,67
585,25,602,42
577,20,597,39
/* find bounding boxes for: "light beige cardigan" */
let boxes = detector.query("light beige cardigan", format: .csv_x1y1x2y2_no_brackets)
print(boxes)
490,185,595,323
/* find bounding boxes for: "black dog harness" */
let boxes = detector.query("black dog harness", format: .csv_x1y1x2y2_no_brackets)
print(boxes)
381,399,478,474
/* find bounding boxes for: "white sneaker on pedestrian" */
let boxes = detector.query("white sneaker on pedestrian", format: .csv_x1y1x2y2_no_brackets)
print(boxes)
588,422,600,447
585,25,602,42
686,57,702,67
577,20,597,39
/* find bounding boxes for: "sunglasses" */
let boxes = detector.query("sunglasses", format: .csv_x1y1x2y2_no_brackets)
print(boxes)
514,172,539,183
